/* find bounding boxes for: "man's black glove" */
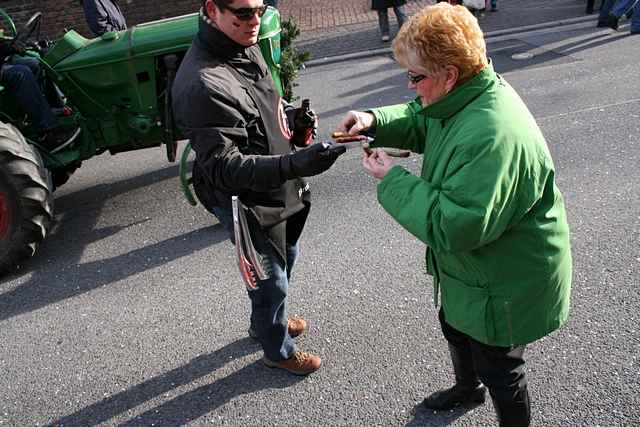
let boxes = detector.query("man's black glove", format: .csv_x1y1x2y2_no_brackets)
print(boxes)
280,142,346,179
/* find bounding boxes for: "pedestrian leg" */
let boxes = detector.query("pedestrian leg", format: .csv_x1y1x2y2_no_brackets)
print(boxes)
0,64,57,132
611,0,636,18
598,0,616,25
393,5,407,28
422,309,487,410
210,206,296,362
630,0,640,33
470,341,530,427
377,9,390,41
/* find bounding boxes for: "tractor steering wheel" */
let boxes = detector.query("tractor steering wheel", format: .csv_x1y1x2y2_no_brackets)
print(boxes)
0,9,17,40
14,12,42,45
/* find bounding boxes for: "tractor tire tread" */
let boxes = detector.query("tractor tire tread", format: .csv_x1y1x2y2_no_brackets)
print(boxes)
0,122,54,275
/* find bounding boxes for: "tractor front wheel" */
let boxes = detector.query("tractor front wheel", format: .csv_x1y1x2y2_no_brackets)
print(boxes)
0,122,54,275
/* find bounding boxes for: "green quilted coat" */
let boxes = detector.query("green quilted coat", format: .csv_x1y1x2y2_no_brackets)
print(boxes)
371,63,572,346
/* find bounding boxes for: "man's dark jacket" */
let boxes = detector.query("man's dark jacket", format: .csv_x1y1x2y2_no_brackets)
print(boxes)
82,0,127,37
171,14,299,216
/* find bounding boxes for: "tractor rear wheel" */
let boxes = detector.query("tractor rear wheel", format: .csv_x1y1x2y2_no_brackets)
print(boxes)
0,122,54,275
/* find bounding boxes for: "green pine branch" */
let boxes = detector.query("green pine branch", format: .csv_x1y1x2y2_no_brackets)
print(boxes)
280,18,311,102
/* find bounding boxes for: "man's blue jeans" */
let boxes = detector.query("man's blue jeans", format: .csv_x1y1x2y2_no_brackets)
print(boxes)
599,0,640,32
0,57,57,132
212,205,298,362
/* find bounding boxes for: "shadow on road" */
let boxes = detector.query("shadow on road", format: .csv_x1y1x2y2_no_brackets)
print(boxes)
405,400,485,426
48,337,303,426
314,28,630,125
0,163,223,321
491,31,629,74
549,31,629,57
0,224,226,321
319,71,410,122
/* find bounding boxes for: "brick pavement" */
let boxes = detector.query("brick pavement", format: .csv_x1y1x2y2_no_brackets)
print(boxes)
278,0,434,32
277,0,599,60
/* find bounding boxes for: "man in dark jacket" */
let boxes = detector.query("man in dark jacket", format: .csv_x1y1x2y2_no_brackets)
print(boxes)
172,0,345,376
81,0,127,37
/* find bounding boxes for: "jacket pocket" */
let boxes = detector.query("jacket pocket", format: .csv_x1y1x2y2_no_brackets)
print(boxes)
439,271,491,344
486,294,517,347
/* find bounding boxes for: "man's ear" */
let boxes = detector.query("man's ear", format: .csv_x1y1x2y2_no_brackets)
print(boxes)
444,65,460,92
204,0,218,20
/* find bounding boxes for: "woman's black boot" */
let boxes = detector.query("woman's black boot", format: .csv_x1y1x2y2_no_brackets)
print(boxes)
423,344,486,410
492,386,531,426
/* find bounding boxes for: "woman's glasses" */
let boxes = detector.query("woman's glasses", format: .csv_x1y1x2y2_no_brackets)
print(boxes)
219,3,268,21
407,72,427,85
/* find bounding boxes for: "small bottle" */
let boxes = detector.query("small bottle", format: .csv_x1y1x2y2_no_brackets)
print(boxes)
291,99,315,147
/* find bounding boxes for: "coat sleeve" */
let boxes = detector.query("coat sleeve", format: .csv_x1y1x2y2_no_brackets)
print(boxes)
370,100,427,154
180,82,286,194
377,129,544,253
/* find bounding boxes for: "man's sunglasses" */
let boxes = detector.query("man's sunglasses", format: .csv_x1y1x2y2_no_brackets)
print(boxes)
216,2,268,21
407,71,427,85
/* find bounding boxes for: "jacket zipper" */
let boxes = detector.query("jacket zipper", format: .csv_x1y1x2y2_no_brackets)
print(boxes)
504,300,514,348
431,249,440,308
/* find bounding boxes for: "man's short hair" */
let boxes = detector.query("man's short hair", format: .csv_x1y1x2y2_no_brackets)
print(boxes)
203,0,233,8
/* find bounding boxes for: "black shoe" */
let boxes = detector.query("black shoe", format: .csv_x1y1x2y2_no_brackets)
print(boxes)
596,20,608,27
607,14,620,30
40,126,75,150
422,384,486,410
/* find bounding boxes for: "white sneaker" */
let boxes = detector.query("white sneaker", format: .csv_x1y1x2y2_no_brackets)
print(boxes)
381,35,390,42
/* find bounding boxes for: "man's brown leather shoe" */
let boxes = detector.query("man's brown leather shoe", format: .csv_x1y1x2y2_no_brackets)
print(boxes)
248,316,307,339
286,316,307,337
263,351,321,376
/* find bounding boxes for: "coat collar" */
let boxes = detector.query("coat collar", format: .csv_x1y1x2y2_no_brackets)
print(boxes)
419,61,497,119
196,8,248,59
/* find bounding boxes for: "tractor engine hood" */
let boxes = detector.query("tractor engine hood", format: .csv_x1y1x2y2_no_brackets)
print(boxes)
43,13,199,118
48,12,198,71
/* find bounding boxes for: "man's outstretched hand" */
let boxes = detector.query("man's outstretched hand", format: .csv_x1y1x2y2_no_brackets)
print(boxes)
281,142,347,179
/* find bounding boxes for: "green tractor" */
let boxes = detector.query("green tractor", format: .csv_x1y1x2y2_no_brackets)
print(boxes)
0,7,285,275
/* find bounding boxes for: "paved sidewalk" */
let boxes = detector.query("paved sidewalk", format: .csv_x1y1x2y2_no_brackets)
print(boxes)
278,0,601,60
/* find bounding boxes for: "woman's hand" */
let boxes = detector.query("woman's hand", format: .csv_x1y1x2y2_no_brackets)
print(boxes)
362,148,394,180
338,110,375,135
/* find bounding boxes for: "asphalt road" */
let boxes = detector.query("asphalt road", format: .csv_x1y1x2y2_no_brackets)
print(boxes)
1,23,639,426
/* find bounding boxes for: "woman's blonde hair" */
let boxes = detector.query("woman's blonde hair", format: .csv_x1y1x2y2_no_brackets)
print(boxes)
393,3,488,82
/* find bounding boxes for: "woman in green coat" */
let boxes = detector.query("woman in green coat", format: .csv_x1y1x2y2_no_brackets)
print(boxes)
338,4,572,426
